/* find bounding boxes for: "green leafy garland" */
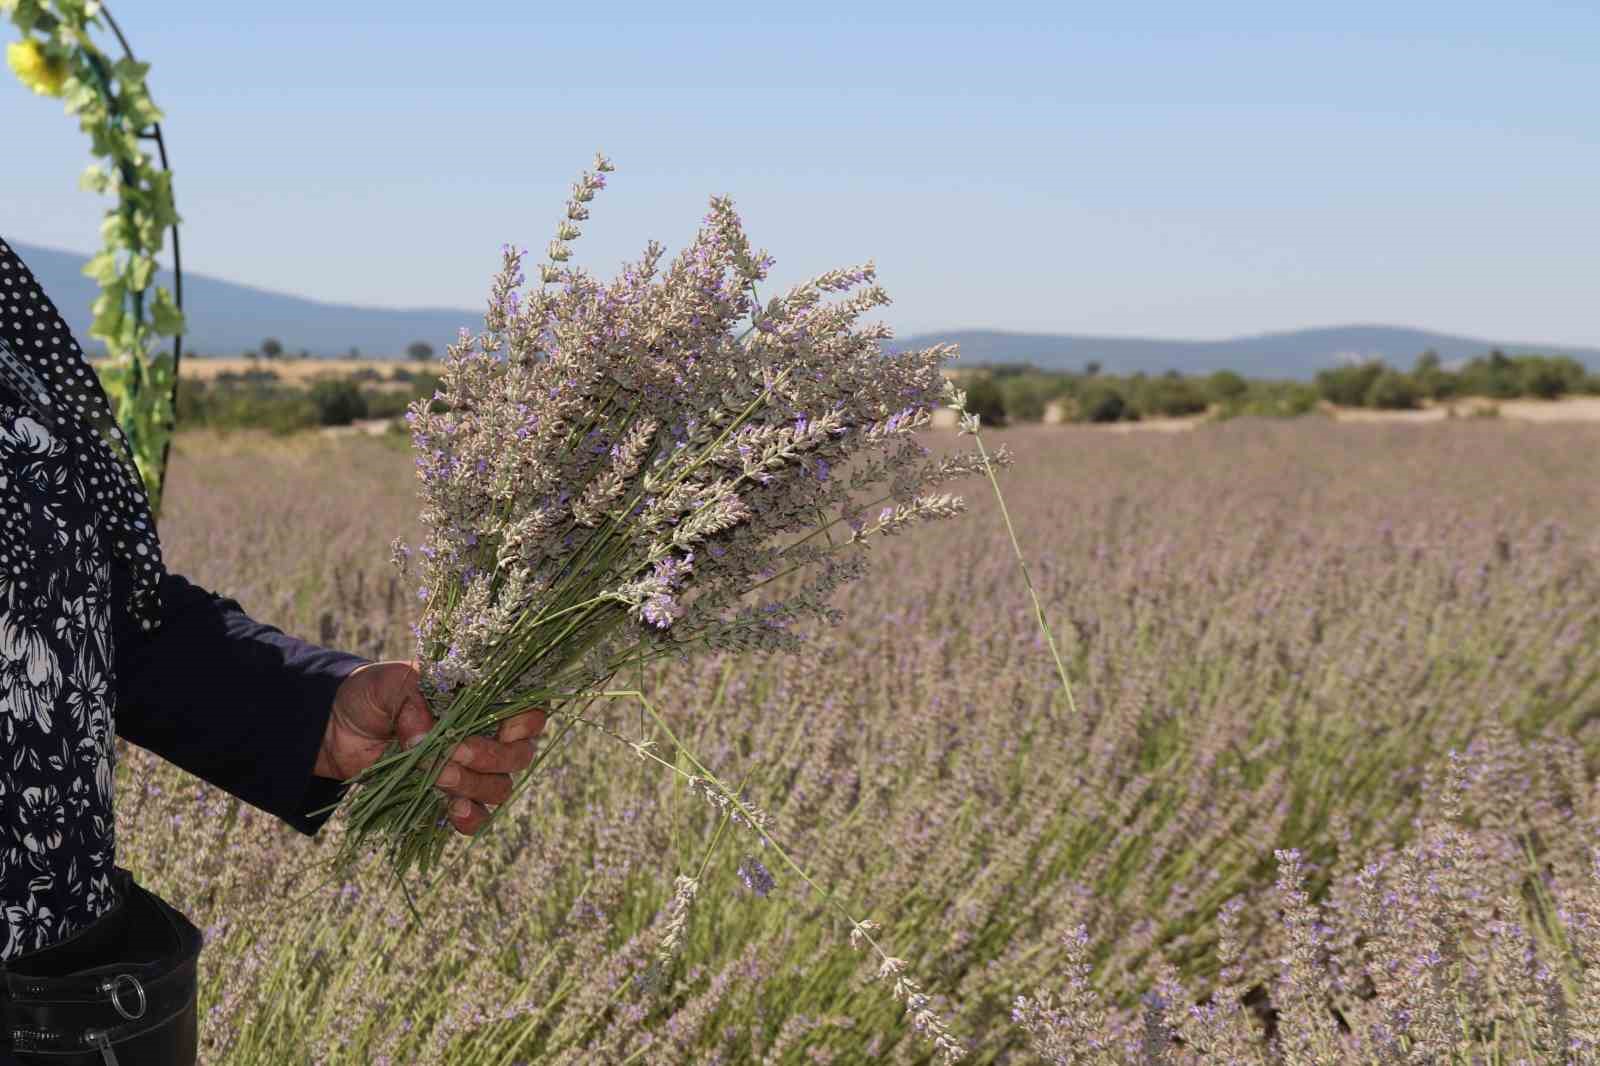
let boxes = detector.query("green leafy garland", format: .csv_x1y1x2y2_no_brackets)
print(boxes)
4,0,184,516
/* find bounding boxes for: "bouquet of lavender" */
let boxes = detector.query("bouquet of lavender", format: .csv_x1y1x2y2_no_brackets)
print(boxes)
330,152,1009,889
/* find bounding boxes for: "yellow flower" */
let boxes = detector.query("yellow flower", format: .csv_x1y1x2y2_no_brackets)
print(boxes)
6,37,70,98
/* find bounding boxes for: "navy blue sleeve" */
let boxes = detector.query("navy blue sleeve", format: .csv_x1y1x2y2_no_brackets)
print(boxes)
110,564,373,836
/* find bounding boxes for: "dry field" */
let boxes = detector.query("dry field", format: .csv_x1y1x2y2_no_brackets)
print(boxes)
1325,394,1600,423
109,418,1600,1063
90,355,423,390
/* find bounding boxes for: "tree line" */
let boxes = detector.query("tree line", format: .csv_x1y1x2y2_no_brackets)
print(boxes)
958,350,1600,425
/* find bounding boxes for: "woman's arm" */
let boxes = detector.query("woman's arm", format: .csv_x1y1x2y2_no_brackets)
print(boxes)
110,556,374,836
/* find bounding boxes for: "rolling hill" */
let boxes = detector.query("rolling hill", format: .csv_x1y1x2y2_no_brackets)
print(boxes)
8,239,1597,382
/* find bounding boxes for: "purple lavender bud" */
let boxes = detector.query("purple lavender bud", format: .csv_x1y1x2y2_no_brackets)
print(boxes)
736,856,775,897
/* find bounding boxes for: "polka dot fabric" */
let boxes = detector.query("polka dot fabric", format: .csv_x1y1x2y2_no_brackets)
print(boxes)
0,236,167,635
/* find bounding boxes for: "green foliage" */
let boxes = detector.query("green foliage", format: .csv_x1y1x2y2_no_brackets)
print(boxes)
361,386,415,420
1130,375,1208,418
1409,350,1455,400
260,337,283,360
1073,380,1129,423
406,341,435,362
1205,369,1249,405
1517,355,1587,399
171,378,316,436
962,374,1008,426
156,368,443,434
7,0,185,513
1455,350,1521,399
1208,379,1322,421
308,378,369,426
1314,361,1386,406
998,374,1063,422
1365,369,1421,410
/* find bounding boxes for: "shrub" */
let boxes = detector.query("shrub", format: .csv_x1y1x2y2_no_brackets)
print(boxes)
1516,355,1587,399
999,376,1052,422
1314,361,1385,406
962,374,1008,426
308,379,369,426
1365,369,1421,410
1073,380,1129,423
361,388,414,420
1205,369,1249,405
1409,350,1454,400
1134,376,1208,418
172,378,319,433
1457,350,1522,398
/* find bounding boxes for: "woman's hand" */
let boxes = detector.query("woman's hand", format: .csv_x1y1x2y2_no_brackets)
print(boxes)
316,659,546,836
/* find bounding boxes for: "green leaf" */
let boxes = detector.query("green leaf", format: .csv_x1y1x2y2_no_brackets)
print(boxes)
133,207,160,249
96,361,126,393
77,162,111,194
81,249,119,285
148,287,185,337
147,172,179,229
97,210,128,247
66,81,99,114
116,312,139,355
89,278,123,315
9,0,40,33
141,351,174,390
125,253,154,293
89,282,126,343
110,56,151,85
122,86,163,128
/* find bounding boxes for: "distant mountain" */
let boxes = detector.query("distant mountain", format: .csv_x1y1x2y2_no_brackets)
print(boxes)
5,239,484,362
884,327,1600,382
8,240,1598,381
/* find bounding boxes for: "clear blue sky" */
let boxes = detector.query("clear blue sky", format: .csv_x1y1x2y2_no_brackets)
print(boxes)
5,1,1598,344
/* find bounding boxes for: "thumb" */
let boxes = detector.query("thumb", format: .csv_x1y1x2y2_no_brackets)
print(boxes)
396,690,436,750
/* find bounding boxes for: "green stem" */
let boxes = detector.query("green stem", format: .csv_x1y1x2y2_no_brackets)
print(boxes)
970,427,1078,721
588,690,899,967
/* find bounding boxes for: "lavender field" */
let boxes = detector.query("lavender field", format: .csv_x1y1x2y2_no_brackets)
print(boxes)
111,417,1600,1063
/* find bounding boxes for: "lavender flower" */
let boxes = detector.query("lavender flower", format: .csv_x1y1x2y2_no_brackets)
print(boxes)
736,856,775,897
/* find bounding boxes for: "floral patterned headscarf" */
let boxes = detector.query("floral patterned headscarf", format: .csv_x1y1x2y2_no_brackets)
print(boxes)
0,236,167,633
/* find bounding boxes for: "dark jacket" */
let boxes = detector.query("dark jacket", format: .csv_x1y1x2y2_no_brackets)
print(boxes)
109,559,370,836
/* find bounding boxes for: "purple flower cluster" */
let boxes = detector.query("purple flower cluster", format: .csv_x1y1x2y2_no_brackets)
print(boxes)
736,856,775,897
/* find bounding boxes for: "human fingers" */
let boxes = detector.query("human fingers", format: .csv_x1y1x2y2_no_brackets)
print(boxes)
445,796,490,836
447,734,538,775
434,763,515,809
497,708,547,744
396,690,436,750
